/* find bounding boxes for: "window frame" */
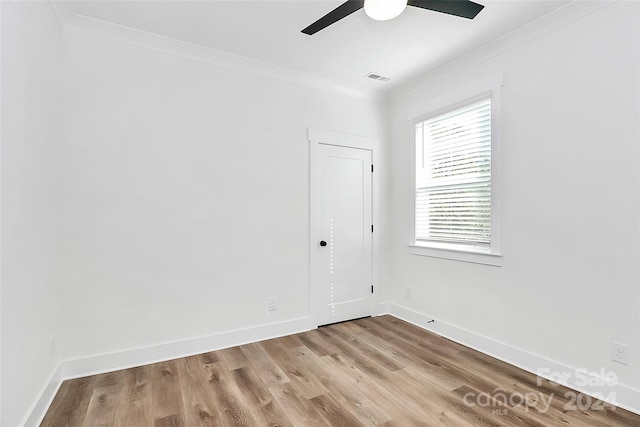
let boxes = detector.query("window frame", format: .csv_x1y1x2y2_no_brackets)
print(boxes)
408,74,503,266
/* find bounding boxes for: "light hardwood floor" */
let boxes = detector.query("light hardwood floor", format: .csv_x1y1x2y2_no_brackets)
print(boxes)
41,315,640,426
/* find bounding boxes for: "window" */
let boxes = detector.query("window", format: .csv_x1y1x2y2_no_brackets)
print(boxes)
411,91,501,265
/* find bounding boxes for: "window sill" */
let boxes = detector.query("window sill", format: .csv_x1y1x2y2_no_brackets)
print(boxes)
409,244,502,266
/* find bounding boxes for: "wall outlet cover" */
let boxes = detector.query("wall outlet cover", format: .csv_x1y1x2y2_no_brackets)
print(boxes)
612,341,629,365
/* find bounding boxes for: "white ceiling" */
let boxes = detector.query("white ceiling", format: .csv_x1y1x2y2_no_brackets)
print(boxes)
69,0,570,93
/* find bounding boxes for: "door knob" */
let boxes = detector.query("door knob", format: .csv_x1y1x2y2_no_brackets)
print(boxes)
320,240,327,247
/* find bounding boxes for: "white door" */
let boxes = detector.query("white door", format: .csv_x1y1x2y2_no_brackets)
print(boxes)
311,143,373,326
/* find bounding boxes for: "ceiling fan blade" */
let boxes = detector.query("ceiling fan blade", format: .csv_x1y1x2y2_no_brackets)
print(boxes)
407,0,484,19
302,0,365,35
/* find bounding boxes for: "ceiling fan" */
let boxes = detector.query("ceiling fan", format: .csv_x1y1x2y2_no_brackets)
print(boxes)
302,0,484,35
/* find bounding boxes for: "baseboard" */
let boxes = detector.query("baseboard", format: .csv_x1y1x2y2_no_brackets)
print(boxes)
24,307,640,424
21,365,63,427
378,302,640,416
62,316,315,379
25,316,314,426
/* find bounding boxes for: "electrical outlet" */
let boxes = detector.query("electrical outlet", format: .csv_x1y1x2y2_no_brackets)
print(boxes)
268,297,278,312
404,286,412,299
612,342,629,365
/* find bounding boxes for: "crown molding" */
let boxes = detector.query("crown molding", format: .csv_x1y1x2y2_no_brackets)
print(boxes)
48,1,387,104
389,0,617,104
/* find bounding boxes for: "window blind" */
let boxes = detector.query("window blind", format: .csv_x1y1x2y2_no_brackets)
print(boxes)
415,97,492,246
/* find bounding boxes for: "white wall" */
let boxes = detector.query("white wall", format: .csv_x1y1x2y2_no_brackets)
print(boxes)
1,2,65,426
54,21,386,363
386,0,640,398
1,2,388,425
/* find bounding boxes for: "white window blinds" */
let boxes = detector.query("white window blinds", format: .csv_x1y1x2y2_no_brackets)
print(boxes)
415,97,492,246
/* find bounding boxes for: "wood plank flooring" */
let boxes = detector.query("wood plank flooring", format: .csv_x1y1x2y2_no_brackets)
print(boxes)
40,315,640,426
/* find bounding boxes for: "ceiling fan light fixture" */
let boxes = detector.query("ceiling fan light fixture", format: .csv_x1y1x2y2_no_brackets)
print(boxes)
364,0,408,21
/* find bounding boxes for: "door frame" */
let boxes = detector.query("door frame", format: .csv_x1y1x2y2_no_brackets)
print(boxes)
307,128,381,328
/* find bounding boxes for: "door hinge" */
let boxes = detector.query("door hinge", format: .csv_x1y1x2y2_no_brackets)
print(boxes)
371,164,374,173
371,285,374,294
371,224,374,233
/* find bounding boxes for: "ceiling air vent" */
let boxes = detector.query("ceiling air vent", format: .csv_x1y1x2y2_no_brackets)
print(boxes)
365,72,390,82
